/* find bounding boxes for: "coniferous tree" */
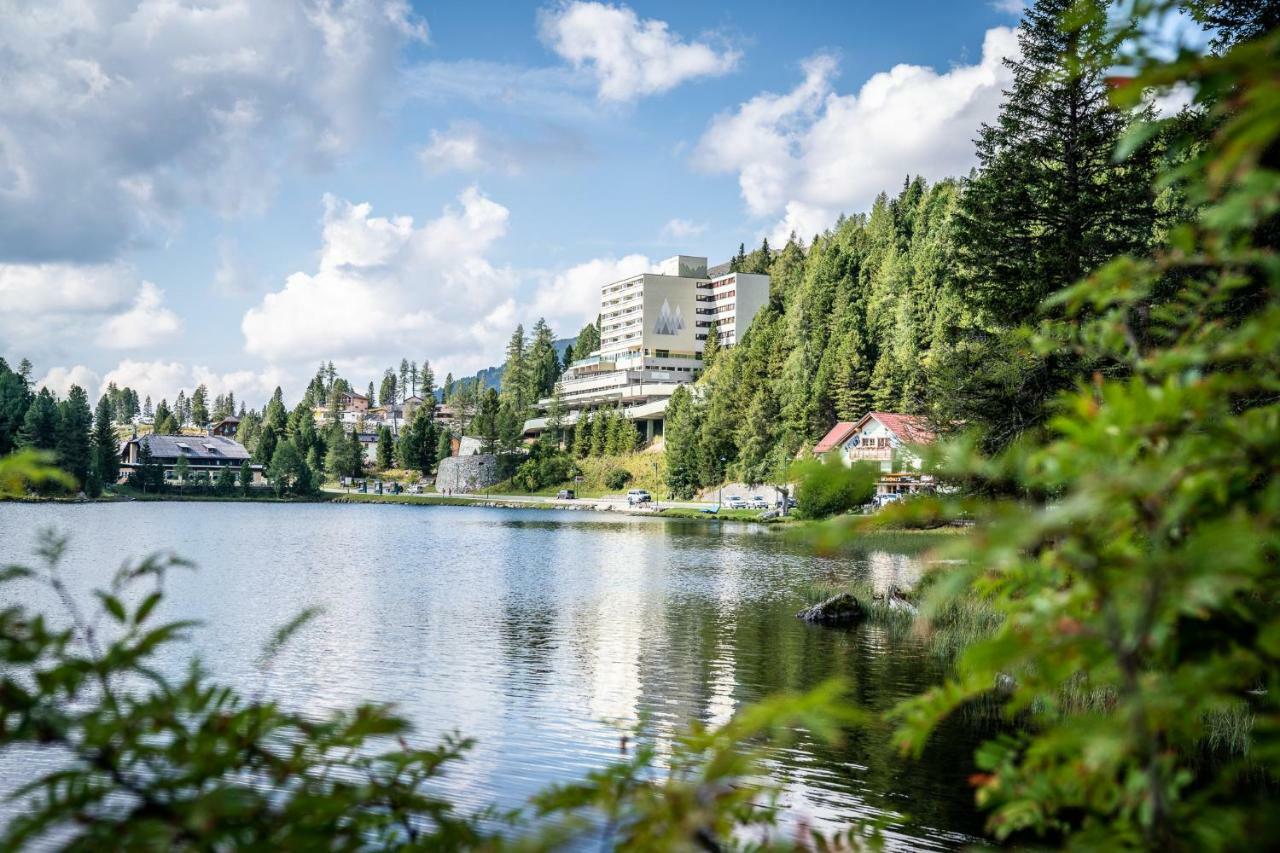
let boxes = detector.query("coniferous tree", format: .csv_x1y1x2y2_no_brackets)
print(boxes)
19,388,59,451
143,395,152,419
955,0,1158,322
571,412,590,458
701,320,720,370
239,460,254,495
92,395,120,486
574,322,600,359
663,386,701,499
379,371,397,408
56,385,93,486
190,385,209,427
527,318,559,401
475,388,500,453
500,325,529,411
0,358,32,455
376,425,394,469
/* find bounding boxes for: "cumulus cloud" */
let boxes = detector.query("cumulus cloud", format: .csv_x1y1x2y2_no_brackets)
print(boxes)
693,28,1019,242
526,254,653,336
539,1,739,101
98,359,290,409
661,218,707,240
34,364,101,401
241,187,520,376
0,0,427,263
96,282,181,349
0,262,178,359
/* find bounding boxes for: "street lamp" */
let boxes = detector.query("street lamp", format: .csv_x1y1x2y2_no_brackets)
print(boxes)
718,456,726,509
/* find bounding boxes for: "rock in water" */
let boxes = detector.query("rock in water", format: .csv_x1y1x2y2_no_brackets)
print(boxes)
797,593,864,625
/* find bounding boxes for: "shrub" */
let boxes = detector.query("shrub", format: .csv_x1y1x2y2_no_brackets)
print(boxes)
793,457,877,519
604,467,632,490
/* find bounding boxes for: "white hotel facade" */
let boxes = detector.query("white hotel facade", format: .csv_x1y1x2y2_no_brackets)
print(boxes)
523,255,769,441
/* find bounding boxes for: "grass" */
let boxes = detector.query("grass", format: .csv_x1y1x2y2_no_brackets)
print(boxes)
656,507,790,523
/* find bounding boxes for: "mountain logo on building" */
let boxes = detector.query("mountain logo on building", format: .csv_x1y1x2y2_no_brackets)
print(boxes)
653,299,686,335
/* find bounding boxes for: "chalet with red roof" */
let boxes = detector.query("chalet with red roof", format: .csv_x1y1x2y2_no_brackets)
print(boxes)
813,412,937,496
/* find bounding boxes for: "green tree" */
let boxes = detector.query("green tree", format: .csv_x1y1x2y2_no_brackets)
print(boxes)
18,388,58,451
92,395,120,486
173,454,190,485
215,464,235,496
527,318,560,401
55,385,93,486
267,439,311,496
500,324,529,411
573,321,600,358
701,319,720,370
792,456,876,519
736,389,778,487
436,427,453,463
238,460,253,495
376,425,394,469
474,388,500,454
663,386,701,499
190,384,209,427
379,370,397,408
955,0,1158,322
0,358,33,455
571,411,590,458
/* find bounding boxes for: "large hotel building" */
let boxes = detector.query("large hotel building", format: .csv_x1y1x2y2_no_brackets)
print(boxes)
523,255,769,441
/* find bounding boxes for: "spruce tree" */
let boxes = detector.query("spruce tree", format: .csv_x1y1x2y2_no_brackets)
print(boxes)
955,0,1157,322
376,425,394,469
701,320,721,370
571,412,590,458
501,325,529,410
55,385,93,486
18,388,59,451
93,395,120,486
663,386,701,499
0,358,32,455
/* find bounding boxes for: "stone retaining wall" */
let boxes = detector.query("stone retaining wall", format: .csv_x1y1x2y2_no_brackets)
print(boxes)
436,453,499,493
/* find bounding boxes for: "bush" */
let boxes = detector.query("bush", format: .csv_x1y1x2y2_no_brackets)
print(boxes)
604,467,632,490
793,457,877,519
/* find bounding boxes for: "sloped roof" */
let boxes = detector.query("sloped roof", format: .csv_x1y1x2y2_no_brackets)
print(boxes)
129,433,251,462
814,422,858,453
865,412,935,444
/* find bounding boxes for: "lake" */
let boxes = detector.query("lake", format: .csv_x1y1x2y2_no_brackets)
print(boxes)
0,502,983,849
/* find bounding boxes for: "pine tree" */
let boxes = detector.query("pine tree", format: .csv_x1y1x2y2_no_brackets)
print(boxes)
736,389,779,487
702,319,720,370
571,412,590,458
0,358,32,455
19,388,59,450
501,324,529,410
527,318,559,401
58,386,95,486
143,395,152,419
589,407,607,456
574,322,600,358
92,395,120,486
191,385,209,427
663,386,701,499
376,425,394,469
955,0,1158,322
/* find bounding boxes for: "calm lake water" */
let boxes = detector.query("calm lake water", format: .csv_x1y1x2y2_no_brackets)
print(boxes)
0,502,983,848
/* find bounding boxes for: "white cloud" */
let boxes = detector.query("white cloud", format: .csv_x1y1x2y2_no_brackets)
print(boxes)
526,254,653,336
241,187,517,376
0,0,427,263
538,1,739,101
419,123,491,173
0,262,171,359
661,218,707,240
34,364,101,401
693,28,1019,242
99,359,289,409
97,282,181,349
991,0,1025,14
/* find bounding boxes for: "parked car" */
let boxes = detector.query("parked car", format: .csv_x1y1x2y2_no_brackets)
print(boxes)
626,489,652,505
774,496,797,509
556,489,576,500
724,496,748,510
749,495,769,509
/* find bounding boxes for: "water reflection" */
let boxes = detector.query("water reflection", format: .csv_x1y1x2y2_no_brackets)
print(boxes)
0,503,983,849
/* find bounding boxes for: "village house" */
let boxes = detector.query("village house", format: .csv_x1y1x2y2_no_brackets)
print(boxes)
335,390,369,412
813,412,937,497
209,415,240,438
118,433,265,485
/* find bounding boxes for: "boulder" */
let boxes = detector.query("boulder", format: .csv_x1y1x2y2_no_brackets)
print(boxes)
797,593,865,626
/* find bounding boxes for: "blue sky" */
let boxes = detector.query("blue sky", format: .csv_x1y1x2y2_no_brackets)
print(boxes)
0,0,1028,407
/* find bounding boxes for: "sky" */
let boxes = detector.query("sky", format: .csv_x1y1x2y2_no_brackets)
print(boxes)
0,0,1033,408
